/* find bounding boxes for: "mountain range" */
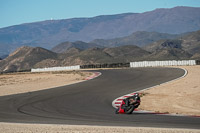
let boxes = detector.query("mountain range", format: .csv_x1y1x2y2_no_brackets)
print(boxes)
0,29,199,73
0,6,200,56
51,31,179,53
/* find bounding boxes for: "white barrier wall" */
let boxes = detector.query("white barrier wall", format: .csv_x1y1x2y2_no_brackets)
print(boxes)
31,65,80,72
130,60,196,68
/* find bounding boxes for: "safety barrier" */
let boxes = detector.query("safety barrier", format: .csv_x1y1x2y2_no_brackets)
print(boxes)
80,63,130,69
31,60,198,72
130,60,196,68
31,65,80,72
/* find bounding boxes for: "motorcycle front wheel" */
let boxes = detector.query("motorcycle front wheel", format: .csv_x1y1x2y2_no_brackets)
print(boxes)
115,108,119,114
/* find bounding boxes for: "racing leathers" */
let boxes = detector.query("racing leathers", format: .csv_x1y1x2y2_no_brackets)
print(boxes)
124,95,140,108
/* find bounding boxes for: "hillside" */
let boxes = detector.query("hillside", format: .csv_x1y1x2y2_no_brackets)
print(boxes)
103,45,150,62
58,47,82,58
143,39,192,60
0,45,151,72
51,31,180,52
0,46,58,72
143,40,182,52
1,6,200,56
180,30,200,55
0,45,193,73
51,41,102,53
143,30,200,59
51,45,151,66
148,48,192,60
91,31,178,47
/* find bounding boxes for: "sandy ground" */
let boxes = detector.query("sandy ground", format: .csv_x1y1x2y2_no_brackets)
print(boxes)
0,71,91,96
0,66,200,132
139,66,200,116
0,123,199,133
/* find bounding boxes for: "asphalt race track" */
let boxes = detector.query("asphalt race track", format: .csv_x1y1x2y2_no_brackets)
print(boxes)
0,68,200,129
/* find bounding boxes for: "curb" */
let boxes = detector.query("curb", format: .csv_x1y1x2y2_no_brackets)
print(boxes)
85,72,102,80
63,72,101,87
112,67,200,117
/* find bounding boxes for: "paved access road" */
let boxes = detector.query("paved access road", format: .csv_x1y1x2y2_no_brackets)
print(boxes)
0,68,199,129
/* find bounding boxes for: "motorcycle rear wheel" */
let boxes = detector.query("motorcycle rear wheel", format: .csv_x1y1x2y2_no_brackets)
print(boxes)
125,105,135,114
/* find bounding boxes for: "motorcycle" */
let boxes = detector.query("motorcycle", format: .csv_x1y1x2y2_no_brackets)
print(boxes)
115,98,140,114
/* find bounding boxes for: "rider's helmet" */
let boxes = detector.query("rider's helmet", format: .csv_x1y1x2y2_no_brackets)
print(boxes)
133,93,140,100
134,93,139,97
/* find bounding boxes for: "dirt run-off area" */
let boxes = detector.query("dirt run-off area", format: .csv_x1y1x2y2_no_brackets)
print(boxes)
0,123,199,133
0,70,92,96
139,66,200,116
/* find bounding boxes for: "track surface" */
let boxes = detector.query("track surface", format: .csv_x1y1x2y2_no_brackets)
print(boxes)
0,68,200,129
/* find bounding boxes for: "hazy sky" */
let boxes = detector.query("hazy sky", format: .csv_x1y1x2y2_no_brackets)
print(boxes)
1,0,200,28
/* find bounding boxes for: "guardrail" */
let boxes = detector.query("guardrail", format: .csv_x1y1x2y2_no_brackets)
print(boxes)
31,60,199,72
130,60,196,68
80,63,130,69
31,65,80,72
196,60,200,65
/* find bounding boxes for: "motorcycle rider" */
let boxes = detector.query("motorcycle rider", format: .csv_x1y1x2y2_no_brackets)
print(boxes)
124,93,140,108
115,93,141,114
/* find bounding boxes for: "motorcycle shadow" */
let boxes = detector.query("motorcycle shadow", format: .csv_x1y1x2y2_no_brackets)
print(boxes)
118,111,159,116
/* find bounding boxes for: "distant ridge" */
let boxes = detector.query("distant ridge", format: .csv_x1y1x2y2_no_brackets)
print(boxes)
52,41,102,53
91,31,179,47
51,31,179,53
0,6,200,56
